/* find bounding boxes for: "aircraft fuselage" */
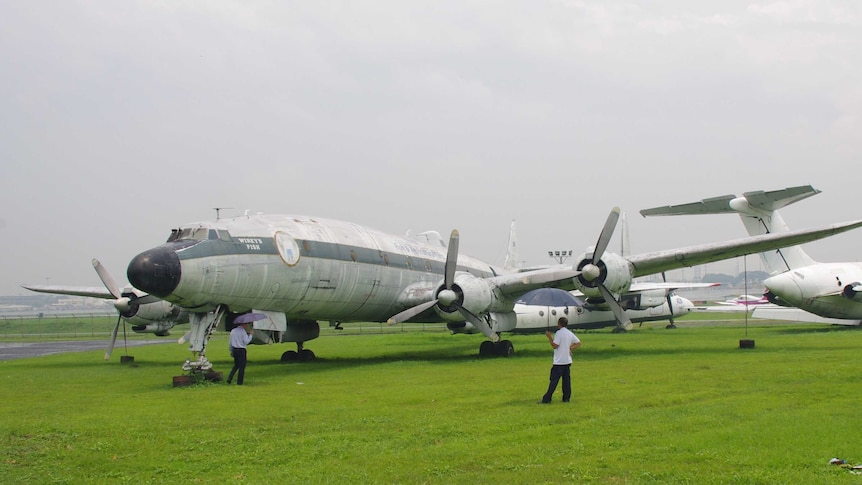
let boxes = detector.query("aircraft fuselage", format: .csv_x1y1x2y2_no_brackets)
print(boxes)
764,262,862,319
128,215,507,323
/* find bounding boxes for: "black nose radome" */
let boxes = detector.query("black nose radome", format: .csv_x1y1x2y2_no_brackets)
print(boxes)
127,245,183,298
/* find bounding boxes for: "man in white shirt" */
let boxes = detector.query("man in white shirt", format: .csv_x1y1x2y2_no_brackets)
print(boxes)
540,317,581,403
227,320,254,385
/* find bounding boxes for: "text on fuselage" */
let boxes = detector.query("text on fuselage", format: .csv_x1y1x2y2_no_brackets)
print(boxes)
238,238,264,250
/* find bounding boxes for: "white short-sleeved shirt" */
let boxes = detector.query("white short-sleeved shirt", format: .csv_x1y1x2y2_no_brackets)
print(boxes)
552,327,580,365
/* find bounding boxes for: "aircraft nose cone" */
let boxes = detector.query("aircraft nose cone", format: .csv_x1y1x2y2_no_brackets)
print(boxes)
127,245,182,298
764,273,802,305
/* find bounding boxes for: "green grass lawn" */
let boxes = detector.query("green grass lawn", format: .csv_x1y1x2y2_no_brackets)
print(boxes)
2,318,862,483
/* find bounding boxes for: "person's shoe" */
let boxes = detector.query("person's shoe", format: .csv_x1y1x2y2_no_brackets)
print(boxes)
538,400,551,404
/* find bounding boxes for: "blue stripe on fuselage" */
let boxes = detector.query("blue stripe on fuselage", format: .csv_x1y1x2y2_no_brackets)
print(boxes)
173,237,495,278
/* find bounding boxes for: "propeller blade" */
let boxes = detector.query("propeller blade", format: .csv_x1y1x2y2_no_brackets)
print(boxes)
597,284,633,331
178,331,191,345
104,315,122,360
666,293,675,325
444,230,459,289
592,207,620,264
455,303,500,342
92,259,122,299
387,299,439,325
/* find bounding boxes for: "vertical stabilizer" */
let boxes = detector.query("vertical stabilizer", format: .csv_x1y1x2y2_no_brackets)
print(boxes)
640,185,820,274
503,220,520,270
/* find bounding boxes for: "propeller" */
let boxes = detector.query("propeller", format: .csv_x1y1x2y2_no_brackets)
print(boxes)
576,208,633,331
661,271,676,329
92,259,149,360
388,230,500,342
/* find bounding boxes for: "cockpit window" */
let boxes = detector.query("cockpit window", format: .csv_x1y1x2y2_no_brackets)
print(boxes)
166,227,231,243
167,227,210,241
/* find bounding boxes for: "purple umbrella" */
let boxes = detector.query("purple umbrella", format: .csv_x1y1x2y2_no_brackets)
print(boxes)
233,313,267,324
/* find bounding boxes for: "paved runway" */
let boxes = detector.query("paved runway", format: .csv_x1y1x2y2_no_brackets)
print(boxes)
0,340,171,361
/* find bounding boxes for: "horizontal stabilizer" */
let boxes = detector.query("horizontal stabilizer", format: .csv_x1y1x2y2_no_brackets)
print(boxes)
640,185,820,217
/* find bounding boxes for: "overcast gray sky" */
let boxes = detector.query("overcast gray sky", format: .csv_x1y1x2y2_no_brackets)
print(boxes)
1,1,860,296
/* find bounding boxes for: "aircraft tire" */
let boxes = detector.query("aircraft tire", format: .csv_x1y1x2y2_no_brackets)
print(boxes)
281,350,298,362
299,349,316,361
496,340,514,357
479,340,496,357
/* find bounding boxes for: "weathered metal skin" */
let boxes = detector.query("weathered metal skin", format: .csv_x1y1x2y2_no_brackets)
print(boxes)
128,215,503,323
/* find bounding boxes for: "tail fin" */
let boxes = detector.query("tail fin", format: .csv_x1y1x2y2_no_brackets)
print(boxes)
640,185,820,274
503,220,520,270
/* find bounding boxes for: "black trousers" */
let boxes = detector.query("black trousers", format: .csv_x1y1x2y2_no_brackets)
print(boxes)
228,348,248,385
542,364,571,403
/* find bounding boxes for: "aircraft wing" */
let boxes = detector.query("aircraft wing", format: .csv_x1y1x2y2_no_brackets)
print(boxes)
487,267,582,297
627,220,862,278
486,219,862,299
625,282,720,292
569,282,719,298
21,285,115,300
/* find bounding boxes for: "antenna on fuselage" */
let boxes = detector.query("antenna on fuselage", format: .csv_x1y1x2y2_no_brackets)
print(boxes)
213,207,233,220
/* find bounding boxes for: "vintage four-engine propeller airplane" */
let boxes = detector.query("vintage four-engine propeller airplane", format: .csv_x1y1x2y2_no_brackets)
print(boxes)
121,206,862,372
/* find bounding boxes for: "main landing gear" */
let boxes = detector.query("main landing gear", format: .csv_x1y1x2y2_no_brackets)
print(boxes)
479,339,514,357
280,341,316,362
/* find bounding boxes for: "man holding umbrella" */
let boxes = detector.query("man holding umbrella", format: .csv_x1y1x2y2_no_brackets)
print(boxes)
228,313,262,385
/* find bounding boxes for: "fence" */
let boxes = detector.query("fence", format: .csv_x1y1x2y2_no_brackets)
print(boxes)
0,312,450,340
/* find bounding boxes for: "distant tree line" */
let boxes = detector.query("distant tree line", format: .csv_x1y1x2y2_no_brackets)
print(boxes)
701,271,770,285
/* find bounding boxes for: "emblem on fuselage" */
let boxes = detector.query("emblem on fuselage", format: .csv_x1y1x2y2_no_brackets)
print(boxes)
275,232,301,266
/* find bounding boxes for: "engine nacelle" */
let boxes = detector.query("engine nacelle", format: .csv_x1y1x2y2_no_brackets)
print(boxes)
131,322,175,336
843,283,862,302
124,300,183,327
447,311,517,334
573,252,633,298
433,272,498,322
587,289,668,311
282,319,320,343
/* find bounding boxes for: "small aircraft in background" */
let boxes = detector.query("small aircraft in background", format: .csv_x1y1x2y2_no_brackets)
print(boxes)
473,287,698,333
718,294,772,307
22,259,189,359
641,185,862,325
122,205,862,371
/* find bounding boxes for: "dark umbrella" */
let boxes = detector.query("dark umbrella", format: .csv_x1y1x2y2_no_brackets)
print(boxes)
515,288,583,307
233,312,267,324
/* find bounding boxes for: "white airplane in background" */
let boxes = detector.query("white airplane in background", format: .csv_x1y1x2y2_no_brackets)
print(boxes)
23,259,189,359
641,185,862,325
122,206,862,372
718,294,772,307
497,219,716,332
472,287,699,333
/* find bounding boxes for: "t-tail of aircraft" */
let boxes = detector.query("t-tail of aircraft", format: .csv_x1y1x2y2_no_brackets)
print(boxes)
640,185,820,275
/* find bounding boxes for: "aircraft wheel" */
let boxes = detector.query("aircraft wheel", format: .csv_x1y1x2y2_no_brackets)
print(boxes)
612,327,627,334
496,340,514,357
280,350,298,362
479,340,496,357
299,349,316,361
666,324,677,329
